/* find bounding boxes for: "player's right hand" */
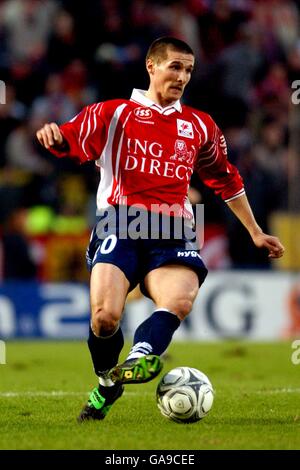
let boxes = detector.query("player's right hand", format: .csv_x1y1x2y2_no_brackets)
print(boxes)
36,122,64,150
252,232,285,259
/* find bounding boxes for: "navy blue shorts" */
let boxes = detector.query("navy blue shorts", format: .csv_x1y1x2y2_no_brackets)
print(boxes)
86,207,208,295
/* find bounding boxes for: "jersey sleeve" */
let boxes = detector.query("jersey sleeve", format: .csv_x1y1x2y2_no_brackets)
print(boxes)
195,116,245,202
49,103,106,163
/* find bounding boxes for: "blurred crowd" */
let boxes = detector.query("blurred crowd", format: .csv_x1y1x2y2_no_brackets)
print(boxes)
0,0,297,280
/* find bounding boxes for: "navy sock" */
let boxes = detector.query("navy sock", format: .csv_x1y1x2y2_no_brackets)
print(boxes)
128,310,181,358
88,325,124,376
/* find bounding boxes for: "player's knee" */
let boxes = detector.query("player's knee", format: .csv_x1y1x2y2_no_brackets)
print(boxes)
92,307,120,336
172,299,193,321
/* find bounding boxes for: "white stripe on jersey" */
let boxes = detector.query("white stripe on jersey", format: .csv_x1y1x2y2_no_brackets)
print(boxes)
199,147,218,168
183,194,194,223
192,113,208,144
112,130,125,203
97,103,128,209
199,142,215,157
79,108,89,158
78,103,103,160
82,104,96,158
112,110,133,203
224,189,246,203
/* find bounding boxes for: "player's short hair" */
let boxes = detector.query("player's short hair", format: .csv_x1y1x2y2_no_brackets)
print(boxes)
146,37,194,64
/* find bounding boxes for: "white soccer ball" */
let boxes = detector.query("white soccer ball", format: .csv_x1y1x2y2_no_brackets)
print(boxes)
156,366,214,423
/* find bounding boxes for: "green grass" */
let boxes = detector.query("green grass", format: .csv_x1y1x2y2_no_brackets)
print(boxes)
0,340,299,449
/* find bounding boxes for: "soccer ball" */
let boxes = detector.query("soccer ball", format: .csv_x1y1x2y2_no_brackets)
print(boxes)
156,367,214,423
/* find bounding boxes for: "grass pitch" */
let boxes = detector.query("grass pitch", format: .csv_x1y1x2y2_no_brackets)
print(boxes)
0,340,299,450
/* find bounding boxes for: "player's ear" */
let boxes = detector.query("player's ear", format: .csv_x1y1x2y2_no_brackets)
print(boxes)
146,58,155,76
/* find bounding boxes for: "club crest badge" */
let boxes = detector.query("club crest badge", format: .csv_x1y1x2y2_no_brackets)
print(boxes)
170,140,195,164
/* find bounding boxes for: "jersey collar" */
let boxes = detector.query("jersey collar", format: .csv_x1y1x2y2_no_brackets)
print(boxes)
130,88,182,115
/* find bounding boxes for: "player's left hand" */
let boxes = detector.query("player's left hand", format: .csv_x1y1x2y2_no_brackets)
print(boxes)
252,233,285,259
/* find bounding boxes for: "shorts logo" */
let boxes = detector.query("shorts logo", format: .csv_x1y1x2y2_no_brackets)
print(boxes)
134,107,153,119
177,251,200,258
177,119,194,139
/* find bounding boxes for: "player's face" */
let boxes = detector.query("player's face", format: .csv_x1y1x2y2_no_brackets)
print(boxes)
147,49,194,106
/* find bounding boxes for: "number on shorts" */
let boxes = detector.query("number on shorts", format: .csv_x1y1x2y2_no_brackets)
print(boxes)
100,234,117,254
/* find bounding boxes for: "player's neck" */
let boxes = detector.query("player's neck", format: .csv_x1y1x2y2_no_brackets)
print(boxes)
145,89,177,108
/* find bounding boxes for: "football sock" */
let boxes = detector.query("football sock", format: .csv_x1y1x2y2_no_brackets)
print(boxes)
126,309,180,360
88,324,124,380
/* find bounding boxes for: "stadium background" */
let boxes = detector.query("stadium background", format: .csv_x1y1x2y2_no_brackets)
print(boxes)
0,0,299,341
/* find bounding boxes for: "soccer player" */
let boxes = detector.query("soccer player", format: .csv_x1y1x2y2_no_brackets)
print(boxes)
36,37,285,422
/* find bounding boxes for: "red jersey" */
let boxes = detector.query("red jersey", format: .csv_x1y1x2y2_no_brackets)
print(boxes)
50,89,244,218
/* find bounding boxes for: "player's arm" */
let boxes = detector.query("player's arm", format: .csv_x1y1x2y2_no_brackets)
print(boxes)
36,104,106,162
195,116,285,259
226,193,285,259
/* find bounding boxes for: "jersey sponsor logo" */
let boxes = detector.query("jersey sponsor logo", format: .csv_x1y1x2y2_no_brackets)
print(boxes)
134,107,153,119
177,119,194,139
170,140,195,164
127,138,163,158
124,137,194,181
219,135,227,155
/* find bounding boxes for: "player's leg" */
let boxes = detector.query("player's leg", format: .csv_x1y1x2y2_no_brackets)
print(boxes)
125,265,200,361
79,232,163,420
78,262,129,422
106,263,165,385
88,262,129,375
144,264,199,320
86,262,163,390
